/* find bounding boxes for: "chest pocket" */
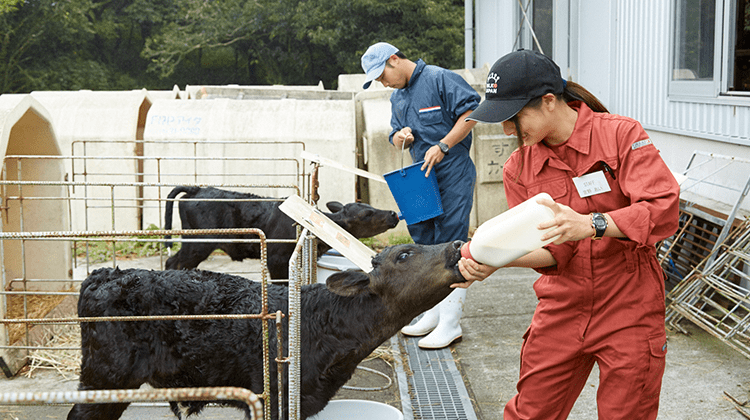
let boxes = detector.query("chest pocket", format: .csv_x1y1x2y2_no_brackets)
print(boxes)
579,158,621,196
527,177,568,202
418,107,443,126
580,158,618,180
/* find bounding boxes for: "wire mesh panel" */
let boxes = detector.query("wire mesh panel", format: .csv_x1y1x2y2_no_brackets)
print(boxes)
657,152,750,291
666,220,750,359
1,138,317,419
656,208,743,290
67,139,310,232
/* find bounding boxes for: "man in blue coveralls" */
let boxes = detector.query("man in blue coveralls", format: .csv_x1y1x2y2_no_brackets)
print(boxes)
361,42,480,349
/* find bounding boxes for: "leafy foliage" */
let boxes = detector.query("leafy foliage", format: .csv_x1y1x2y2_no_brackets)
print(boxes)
0,0,22,14
1,0,465,92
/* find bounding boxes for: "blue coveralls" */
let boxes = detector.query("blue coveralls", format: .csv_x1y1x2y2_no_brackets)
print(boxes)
388,59,481,245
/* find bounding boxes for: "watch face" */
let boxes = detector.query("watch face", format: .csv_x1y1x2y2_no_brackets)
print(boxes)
593,213,607,236
439,142,449,153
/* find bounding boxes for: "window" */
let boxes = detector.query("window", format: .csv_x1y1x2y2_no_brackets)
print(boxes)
514,0,553,56
532,0,553,56
730,0,750,91
670,0,750,98
673,0,716,81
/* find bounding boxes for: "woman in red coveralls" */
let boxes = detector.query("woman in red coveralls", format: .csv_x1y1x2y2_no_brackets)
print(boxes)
455,49,680,419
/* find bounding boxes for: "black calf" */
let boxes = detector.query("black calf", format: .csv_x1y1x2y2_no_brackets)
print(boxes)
163,186,399,279
67,241,465,420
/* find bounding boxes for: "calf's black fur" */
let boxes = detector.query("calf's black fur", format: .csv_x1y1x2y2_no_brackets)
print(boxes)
163,186,399,279
67,241,465,420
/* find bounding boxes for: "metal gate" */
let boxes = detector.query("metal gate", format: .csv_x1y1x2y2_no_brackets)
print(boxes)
0,138,319,419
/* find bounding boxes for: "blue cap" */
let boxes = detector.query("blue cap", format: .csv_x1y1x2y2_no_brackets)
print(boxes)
361,42,399,89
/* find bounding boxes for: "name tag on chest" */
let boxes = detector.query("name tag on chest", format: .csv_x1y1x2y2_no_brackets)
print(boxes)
573,171,611,198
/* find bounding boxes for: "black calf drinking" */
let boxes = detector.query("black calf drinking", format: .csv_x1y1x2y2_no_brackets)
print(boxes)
163,186,399,279
67,241,465,420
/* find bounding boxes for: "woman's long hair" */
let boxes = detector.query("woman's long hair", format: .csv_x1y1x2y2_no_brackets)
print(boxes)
507,80,609,182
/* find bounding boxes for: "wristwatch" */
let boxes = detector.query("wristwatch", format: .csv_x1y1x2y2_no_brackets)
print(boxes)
591,212,607,240
437,141,450,155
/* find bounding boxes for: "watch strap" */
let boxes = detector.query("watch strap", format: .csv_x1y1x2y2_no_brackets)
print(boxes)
591,212,607,239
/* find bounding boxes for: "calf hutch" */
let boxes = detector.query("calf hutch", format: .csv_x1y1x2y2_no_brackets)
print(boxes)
0,85,417,419
0,94,72,375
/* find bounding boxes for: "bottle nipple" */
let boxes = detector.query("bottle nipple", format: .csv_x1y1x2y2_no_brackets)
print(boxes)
460,242,475,261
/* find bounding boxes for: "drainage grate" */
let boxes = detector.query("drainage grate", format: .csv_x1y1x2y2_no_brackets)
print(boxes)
394,334,478,420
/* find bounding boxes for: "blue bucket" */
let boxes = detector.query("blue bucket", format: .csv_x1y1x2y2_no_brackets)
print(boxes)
383,161,443,225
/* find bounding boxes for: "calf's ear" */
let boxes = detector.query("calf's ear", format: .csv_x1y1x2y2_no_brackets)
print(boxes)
326,201,343,213
326,270,371,297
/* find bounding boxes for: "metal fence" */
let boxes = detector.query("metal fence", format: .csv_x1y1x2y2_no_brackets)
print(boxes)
666,219,750,359
1,139,319,419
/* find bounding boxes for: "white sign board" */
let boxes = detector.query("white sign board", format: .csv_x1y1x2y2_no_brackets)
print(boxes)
279,195,376,272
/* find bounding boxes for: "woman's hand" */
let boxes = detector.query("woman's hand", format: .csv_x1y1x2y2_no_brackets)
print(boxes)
452,258,499,289
537,197,595,244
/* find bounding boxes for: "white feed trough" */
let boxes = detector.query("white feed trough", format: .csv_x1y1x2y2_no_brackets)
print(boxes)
309,399,403,420
316,249,363,284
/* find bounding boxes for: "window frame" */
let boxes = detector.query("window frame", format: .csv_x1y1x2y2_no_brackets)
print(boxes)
669,0,750,102
721,0,750,97
514,0,571,76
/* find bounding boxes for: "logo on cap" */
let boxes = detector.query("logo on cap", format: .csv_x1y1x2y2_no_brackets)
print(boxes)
486,72,499,94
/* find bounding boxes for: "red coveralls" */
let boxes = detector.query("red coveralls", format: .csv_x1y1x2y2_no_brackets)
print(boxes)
502,102,680,420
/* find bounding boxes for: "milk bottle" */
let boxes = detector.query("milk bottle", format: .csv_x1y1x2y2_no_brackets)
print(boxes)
460,192,558,267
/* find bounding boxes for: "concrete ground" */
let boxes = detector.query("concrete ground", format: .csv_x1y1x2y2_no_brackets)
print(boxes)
1,259,749,419
456,267,750,420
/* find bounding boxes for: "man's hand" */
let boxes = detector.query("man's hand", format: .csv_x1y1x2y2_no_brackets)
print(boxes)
421,143,446,178
393,127,414,150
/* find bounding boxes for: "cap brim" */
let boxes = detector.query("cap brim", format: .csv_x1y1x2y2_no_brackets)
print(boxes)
362,62,386,89
465,98,529,123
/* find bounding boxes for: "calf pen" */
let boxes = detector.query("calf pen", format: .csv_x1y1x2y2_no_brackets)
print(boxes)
0,140,323,419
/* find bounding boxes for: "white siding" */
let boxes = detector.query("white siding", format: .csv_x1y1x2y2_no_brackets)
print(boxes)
612,0,750,146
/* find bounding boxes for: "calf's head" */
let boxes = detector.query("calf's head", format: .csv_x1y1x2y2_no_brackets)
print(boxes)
325,241,464,328
325,201,399,238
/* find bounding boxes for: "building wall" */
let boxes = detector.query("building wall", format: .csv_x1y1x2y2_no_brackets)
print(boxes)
474,1,516,69
474,0,750,214
609,0,750,148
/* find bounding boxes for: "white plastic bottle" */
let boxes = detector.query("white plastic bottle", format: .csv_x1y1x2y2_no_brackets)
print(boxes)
460,192,558,267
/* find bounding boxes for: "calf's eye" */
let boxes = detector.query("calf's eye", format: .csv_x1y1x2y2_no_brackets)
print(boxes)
397,252,409,262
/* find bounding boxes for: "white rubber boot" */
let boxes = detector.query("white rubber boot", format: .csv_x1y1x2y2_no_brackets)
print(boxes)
417,288,466,349
401,304,440,337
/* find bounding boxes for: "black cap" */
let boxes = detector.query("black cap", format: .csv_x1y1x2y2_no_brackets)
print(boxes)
467,49,564,124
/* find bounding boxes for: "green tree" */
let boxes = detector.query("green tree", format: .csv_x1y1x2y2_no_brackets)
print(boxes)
143,0,465,89
0,0,179,93
0,0,97,92
298,0,465,78
143,0,264,85
0,0,22,14
2,0,465,92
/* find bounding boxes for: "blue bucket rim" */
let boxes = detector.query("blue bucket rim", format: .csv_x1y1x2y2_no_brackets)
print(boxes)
383,161,428,178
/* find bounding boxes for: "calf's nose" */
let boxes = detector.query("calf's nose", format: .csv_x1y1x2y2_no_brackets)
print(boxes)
451,240,463,250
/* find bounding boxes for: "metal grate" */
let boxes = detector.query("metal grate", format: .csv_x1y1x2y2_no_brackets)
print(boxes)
395,333,477,420
666,219,750,359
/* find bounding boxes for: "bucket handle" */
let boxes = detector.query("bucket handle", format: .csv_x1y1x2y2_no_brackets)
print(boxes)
400,137,407,176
